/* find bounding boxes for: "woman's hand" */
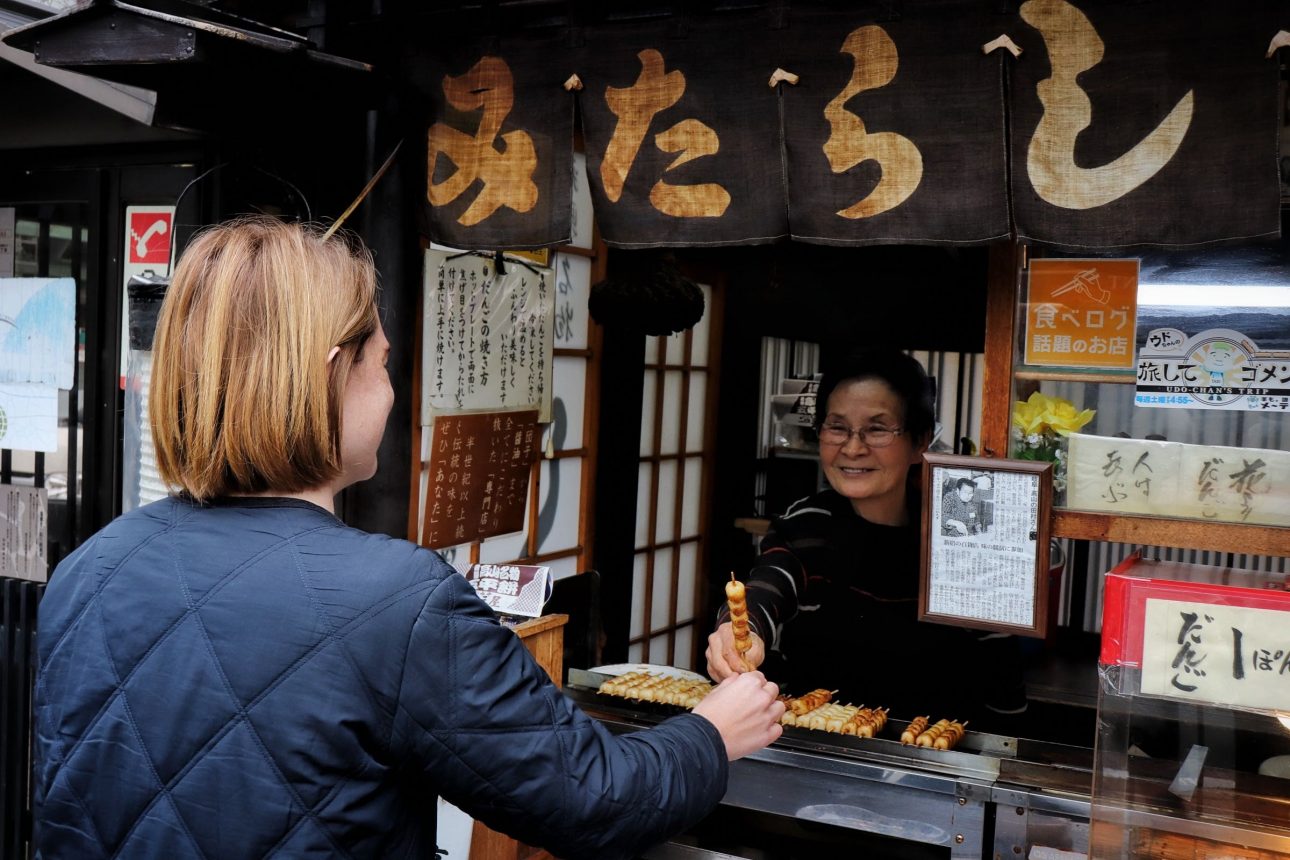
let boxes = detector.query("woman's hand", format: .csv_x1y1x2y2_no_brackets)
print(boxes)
945,518,969,536
692,671,784,761
705,622,765,682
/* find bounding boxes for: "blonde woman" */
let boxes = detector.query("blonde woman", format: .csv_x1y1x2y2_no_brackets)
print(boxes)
35,217,782,860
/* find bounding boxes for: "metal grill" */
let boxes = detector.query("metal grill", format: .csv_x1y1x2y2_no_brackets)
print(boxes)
1,576,42,860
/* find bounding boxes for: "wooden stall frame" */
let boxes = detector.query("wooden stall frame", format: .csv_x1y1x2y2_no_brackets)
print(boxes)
980,241,1290,557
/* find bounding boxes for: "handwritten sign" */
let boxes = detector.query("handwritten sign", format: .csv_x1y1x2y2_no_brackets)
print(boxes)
1136,328,1290,412
1024,259,1138,370
1141,598,1290,713
420,249,554,423
1068,435,1290,527
464,563,552,617
421,410,539,549
1068,434,1181,517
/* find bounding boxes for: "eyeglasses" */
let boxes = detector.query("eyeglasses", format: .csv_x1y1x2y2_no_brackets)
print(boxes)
817,423,905,448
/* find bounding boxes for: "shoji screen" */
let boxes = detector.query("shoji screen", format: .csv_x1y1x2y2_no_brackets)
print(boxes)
627,284,721,669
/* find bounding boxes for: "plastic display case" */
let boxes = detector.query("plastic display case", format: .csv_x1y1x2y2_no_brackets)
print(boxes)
1092,555,1290,858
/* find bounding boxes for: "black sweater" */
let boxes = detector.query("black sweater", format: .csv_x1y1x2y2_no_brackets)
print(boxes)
731,489,1026,728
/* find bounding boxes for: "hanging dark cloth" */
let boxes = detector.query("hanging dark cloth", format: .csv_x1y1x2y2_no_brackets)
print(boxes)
408,30,573,250
1008,0,1282,249
576,18,788,249
779,1,1012,247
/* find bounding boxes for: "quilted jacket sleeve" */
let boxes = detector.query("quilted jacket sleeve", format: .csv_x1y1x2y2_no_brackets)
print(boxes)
392,568,729,860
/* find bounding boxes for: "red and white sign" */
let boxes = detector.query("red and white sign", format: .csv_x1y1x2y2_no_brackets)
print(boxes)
121,205,176,387
127,210,173,265
1101,554,1290,714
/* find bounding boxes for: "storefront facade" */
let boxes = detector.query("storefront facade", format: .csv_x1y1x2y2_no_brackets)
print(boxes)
2,1,1289,857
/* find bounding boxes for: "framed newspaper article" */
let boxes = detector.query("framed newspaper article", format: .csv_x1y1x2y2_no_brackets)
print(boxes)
919,453,1054,638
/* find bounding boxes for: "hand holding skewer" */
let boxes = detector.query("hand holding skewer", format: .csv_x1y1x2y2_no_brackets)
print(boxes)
725,573,753,672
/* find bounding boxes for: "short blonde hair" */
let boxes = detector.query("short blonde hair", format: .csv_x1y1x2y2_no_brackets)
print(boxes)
150,217,379,500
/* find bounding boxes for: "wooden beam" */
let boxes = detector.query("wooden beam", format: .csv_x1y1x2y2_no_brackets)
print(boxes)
1054,510,1290,557
980,241,1021,459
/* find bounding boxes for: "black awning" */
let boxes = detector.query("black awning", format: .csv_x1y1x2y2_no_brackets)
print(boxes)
2,0,371,128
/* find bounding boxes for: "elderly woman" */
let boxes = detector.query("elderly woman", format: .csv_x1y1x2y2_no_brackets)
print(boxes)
707,350,1025,727
34,217,783,860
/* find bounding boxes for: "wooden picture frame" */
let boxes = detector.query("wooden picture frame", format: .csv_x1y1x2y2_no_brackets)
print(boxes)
919,453,1054,638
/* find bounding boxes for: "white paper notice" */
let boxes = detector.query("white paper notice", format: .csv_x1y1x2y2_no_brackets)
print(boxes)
420,249,555,423
0,384,58,452
0,208,15,278
928,468,1040,628
1141,597,1290,713
0,484,48,582
0,277,76,388
1067,434,1182,516
1176,443,1290,527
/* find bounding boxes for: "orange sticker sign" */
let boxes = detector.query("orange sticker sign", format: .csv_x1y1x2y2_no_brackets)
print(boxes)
1024,259,1138,369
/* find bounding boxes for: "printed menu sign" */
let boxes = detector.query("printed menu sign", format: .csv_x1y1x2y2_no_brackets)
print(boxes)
1,484,47,582
1024,259,1138,370
1136,328,1290,412
1140,598,1290,713
921,454,1053,637
421,249,555,423
422,410,539,549
464,563,552,617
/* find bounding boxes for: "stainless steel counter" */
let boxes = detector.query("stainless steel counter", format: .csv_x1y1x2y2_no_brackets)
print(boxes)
567,670,1096,858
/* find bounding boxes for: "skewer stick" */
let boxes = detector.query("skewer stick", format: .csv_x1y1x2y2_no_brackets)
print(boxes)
726,571,753,672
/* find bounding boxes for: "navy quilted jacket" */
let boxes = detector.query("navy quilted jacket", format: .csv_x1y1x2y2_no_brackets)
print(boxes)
34,497,727,859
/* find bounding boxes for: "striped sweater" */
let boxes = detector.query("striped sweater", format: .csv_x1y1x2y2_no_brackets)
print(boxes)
723,489,1026,726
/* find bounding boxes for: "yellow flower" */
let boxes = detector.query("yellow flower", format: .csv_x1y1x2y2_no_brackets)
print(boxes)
1012,391,1095,437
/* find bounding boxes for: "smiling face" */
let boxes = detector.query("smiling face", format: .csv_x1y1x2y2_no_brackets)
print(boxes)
957,482,975,502
818,377,928,525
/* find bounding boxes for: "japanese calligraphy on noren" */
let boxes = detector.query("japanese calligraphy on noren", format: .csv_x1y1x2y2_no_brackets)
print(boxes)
1020,0,1191,210
780,2,1010,246
920,454,1053,637
823,26,923,219
1141,598,1290,713
427,56,539,227
416,2,1278,250
601,49,730,218
1025,259,1138,370
1008,0,1277,248
422,410,539,549
420,250,554,423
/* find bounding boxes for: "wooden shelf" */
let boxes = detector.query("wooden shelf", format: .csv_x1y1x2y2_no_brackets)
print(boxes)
1052,509,1290,557
1014,368,1136,385
986,243,1290,563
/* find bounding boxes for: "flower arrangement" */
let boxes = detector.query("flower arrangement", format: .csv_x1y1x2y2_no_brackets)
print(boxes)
1011,391,1096,493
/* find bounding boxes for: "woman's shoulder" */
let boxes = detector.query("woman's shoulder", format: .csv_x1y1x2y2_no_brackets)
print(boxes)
317,523,459,587
776,489,850,523
765,489,850,543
